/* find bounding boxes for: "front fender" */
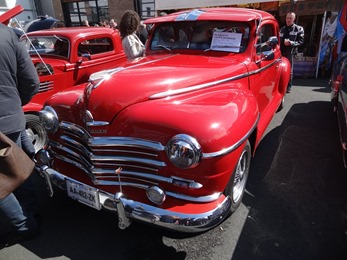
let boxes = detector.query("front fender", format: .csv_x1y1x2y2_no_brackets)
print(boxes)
23,102,43,113
112,88,259,154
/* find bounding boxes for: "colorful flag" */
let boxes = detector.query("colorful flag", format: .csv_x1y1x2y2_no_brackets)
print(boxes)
334,0,347,55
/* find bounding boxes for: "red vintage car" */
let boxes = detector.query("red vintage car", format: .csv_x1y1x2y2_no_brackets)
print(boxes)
21,27,126,151
36,8,290,233
0,6,126,152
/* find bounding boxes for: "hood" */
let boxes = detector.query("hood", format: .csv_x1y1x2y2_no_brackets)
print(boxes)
86,53,248,122
0,5,23,25
30,57,67,73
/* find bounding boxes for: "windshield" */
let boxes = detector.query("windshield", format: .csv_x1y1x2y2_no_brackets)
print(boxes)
150,21,250,53
21,36,70,58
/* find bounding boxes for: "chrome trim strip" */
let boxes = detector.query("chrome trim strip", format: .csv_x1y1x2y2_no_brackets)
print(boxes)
51,142,93,169
150,73,247,99
59,136,92,157
60,121,91,141
149,58,281,99
91,155,166,168
86,121,109,127
166,191,221,203
202,113,259,158
90,137,165,151
92,168,203,191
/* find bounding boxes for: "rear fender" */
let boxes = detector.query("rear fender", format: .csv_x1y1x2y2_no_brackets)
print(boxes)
278,57,291,94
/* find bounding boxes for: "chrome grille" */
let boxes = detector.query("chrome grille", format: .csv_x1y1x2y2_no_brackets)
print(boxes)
50,121,167,185
47,121,220,202
38,81,54,93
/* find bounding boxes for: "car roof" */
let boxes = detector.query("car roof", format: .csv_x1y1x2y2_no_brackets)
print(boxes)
24,26,117,39
24,17,65,33
145,8,274,24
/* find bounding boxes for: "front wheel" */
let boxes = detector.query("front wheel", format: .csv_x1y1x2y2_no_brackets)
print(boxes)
25,114,47,153
224,140,251,213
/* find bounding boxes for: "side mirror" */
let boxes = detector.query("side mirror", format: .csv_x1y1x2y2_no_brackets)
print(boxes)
262,50,275,61
78,53,91,63
266,36,278,48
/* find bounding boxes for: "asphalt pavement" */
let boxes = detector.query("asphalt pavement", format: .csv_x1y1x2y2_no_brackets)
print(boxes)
1,77,347,260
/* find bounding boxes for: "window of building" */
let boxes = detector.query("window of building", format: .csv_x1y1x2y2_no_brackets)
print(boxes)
62,0,109,27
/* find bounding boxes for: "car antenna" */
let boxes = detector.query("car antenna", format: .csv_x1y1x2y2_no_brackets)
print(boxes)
14,17,53,75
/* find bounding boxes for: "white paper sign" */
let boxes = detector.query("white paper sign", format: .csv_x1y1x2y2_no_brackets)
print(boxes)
210,32,242,52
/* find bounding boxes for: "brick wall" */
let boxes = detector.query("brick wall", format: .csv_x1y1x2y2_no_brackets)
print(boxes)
108,0,134,22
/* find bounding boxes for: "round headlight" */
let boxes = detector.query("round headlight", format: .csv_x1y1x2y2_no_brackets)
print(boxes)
166,134,202,169
39,106,59,133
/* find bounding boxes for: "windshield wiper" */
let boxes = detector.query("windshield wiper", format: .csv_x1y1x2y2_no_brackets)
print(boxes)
156,45,172,52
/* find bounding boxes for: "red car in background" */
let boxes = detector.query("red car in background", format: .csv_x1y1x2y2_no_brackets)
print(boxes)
1,5,127,152
21,27,126,151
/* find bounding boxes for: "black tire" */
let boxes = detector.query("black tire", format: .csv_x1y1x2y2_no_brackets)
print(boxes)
224,140,251,213
25,114,47,153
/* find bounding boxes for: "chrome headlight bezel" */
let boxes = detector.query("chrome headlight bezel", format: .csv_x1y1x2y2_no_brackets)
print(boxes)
39,106,59,133
166,134,202,169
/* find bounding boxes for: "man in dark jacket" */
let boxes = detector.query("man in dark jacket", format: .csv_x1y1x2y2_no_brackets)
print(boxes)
280,12,304,93
0,22,40,246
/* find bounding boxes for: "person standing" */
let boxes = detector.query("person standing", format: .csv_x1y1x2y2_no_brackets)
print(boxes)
82,20,90,27
280,12,304,93
137,21,148,45
119,10,145,60
0,22,40,246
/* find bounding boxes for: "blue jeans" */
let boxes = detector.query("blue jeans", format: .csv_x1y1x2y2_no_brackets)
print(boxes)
0,131,38,236
21,129,35,159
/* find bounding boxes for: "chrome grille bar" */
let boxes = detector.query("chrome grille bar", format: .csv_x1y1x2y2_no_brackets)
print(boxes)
38,81,54,92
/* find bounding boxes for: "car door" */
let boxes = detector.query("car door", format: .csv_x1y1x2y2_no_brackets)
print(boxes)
249,21,281,116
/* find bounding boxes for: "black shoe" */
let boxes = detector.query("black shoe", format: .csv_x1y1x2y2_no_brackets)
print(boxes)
1,214,41,247
2,227,40,246
286,87,291,93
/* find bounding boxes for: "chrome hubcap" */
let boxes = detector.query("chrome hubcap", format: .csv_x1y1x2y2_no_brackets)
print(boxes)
233,150,248,203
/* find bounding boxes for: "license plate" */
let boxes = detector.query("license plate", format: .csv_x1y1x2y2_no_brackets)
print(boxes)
66,178,101,210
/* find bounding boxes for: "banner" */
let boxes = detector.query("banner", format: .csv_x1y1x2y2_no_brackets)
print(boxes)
334,0,347,54
318,12,338,73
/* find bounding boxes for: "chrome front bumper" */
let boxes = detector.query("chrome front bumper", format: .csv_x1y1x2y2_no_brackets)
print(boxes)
37,165,231,233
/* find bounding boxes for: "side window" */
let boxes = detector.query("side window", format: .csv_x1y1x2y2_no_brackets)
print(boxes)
78,37,114,56
256,24,274,55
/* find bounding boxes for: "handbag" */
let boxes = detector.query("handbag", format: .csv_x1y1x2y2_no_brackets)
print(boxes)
0,132,35,199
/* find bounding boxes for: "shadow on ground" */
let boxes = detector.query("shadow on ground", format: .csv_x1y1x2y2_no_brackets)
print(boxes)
233,100,347,260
